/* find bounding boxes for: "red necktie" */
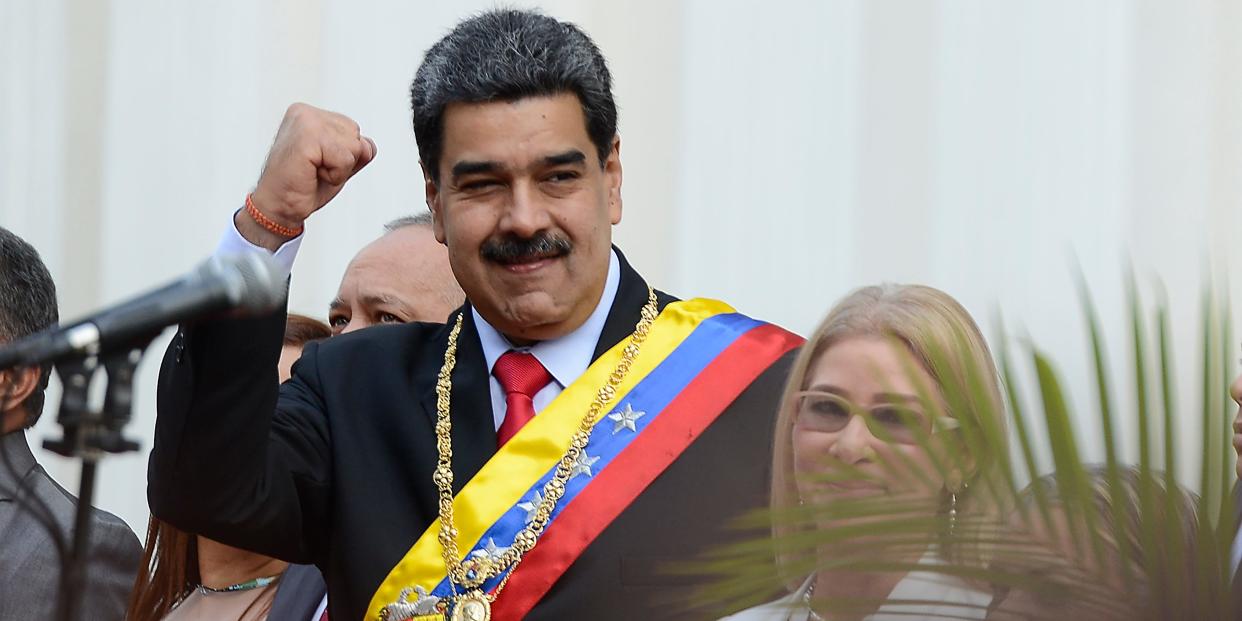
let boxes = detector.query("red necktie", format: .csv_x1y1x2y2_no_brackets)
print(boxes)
493,351,553,447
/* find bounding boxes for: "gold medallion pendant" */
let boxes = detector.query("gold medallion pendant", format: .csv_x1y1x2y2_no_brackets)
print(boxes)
450,591,491,621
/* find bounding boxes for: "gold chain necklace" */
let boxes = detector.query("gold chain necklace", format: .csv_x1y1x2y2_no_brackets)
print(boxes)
432,288,658,620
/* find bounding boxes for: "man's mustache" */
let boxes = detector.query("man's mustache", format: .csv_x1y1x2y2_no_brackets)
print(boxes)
480,233,573,265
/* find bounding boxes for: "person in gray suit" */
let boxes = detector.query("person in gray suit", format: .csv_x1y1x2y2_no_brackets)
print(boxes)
0,226,143,620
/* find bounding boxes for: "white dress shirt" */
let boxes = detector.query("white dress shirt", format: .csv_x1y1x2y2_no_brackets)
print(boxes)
473,249,620,430
311,594,327,621
215,211,303,277
214,213,623,431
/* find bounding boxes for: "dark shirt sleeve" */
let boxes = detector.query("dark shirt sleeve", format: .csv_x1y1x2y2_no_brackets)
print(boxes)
147,305,333,564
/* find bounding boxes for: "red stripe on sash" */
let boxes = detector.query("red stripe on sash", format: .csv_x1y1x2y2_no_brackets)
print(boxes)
492,324,803,619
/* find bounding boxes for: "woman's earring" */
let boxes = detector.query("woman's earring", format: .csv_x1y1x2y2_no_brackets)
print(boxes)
945,471,965,539
948,490,957,538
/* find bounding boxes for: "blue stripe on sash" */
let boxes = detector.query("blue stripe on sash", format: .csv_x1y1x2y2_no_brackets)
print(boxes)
430,312,764,597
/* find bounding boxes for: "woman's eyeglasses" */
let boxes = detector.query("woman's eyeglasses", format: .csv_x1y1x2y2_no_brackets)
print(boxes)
793,390,959,444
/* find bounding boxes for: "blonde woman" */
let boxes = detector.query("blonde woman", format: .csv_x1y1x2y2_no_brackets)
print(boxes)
726,284,1007,621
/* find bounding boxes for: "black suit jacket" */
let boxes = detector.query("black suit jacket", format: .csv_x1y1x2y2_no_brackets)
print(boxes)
149,250,793,620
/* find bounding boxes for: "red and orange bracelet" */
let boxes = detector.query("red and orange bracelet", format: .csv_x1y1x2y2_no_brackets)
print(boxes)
244,193,304,238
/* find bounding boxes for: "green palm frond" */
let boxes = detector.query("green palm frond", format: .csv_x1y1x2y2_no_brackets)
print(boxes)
689,275,1237,620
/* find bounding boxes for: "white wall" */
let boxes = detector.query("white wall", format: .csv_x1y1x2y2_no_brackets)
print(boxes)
2,0,1240,534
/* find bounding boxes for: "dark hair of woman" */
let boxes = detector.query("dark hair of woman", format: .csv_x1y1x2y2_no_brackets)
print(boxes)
125,518,201,621
283,313,332,347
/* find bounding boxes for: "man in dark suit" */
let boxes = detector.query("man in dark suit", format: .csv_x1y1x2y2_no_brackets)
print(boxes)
0,226,142,620
149,10,799,621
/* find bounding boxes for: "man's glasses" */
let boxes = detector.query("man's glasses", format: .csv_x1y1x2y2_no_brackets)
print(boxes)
793,390,959,444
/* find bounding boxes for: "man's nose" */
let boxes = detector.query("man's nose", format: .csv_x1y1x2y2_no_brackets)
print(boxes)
499,181,552,238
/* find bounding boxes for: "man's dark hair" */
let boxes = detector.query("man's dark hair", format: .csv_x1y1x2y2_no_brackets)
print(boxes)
410,9,618,185
0,227,59,428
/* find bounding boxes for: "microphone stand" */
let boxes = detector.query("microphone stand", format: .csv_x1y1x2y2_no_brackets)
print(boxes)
43,337,152,621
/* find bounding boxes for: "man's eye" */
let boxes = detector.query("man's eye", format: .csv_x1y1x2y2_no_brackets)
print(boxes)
461,180,499,191
545,171,579,183
378,313,403,324
328,315,348,328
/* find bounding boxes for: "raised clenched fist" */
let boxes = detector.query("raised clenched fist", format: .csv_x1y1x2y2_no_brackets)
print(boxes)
239,103,377,248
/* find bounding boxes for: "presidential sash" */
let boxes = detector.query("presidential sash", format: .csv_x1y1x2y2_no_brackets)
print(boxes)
367,299,802,621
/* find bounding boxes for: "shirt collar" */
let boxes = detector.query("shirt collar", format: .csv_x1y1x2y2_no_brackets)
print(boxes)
473,249,621,388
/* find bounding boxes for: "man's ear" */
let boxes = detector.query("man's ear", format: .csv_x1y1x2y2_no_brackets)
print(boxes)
605,135,622,225
0,366,40,431
421,161,447,244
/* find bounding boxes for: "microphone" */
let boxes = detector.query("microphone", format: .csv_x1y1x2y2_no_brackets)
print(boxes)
0,252,286,369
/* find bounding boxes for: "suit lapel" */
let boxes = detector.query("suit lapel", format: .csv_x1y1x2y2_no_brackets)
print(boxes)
417,307,496,494
0,438,52,583
590,247,675,363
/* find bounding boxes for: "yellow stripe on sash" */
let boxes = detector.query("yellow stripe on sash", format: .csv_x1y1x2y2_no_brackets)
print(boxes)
366,298,735,620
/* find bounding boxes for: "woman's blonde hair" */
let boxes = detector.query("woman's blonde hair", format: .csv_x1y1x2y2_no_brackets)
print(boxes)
770,284,1007,581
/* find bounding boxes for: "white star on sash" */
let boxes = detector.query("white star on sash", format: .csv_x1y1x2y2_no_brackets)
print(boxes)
570,452,600,480
469,537,511,564
606,403,645,434
516,490,545,524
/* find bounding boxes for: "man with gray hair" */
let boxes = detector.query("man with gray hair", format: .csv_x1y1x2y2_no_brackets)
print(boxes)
0,226,141,620
328,213,465,334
